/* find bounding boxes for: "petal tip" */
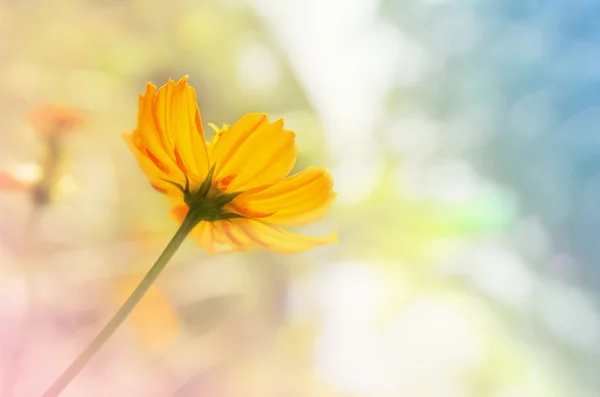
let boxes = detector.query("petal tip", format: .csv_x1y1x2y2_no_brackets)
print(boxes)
165,78,176,89
176,75,190,89
121,131,135,145
145,82,157,94
250,112,268,123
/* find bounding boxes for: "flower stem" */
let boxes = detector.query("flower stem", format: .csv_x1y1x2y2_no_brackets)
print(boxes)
41,211,202,397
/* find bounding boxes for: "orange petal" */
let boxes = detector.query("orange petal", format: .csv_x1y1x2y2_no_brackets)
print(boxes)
185,218,336,255
209,113,297,192
168,203,189,223
151,77,210,181
121,132,181,196
134,83,181,177
233,166,336,226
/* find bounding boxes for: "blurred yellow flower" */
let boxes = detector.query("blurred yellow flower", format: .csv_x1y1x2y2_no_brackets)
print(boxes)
29,103,84,136
122,76,337,254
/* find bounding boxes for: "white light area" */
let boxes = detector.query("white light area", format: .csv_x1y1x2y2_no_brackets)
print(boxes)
429,236,472,266
315,327,391,396
310,23,401,154
309,263,487,395
394,159,428,199
311,262,392,395
512,216,552,261
6,162,42,185
508,90,557,138
393,31,431,86
237,40,281,91
388,111,439,158
425,159,482,203
313,262,385,325
427,8,483,57
382,297,485,394
493,389,528,397
537,282,600,350
330,148,384,204
251,0,407,196
427,383,469,397
455,244,537,307
443,104,497,151
492,386,548,397
399,158,483,204
285,277,314,321
255,0,380,34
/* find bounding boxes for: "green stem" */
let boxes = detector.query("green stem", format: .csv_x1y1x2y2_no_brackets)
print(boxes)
40,211,202,397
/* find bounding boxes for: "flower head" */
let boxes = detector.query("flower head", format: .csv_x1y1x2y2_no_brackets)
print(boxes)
122,76,337,254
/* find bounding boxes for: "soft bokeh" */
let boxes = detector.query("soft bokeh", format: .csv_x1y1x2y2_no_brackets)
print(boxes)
1,0,599,396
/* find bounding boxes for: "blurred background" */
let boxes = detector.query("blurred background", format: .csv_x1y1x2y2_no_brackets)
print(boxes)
1,0,599,396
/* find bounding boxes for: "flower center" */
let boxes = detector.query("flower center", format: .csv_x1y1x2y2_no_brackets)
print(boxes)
164,164,245,222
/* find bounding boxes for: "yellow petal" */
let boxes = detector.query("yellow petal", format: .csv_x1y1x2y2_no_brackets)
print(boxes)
235,219,337,254
152,77,210,181
233,166,336,226
209,113,297,192
192,222,252,254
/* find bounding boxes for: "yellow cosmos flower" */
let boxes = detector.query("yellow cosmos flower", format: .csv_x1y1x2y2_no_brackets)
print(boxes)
42,77,336,396
122,76,337,254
